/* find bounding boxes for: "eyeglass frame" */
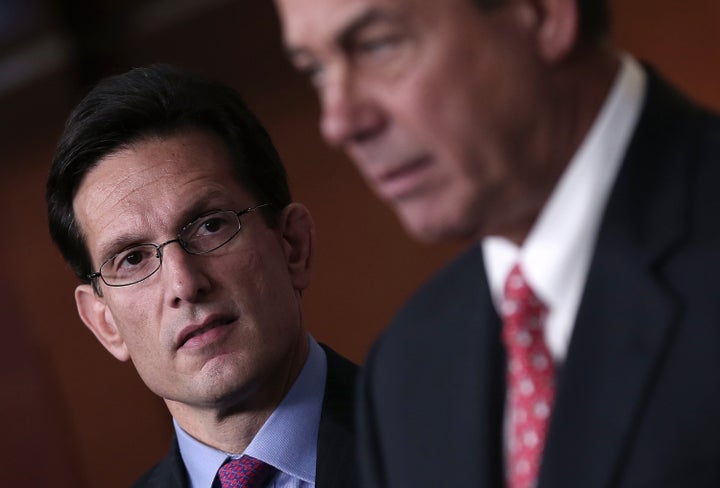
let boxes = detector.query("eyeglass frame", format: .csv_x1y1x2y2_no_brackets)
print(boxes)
87,203,271,288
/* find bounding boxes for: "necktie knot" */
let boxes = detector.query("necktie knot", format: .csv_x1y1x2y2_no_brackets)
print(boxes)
217,455,275,488
501,264,555,488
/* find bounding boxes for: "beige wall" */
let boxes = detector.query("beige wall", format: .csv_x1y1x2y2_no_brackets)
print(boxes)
0,1,718,485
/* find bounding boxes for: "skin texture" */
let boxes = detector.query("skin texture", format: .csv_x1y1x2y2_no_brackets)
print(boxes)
73,127,314,452
276,0,616,244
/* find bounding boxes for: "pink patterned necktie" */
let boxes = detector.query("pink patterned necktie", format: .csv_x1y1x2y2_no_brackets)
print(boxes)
217,455,275,488
501,264,556,488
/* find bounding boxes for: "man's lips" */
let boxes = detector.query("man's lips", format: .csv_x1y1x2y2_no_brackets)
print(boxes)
175,315,236,350
370,156,433,200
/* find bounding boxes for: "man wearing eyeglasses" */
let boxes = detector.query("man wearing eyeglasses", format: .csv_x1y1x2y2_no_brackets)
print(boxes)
46,65,358,488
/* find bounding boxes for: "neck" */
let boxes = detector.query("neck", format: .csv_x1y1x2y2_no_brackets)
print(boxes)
484,46,620,246
552,44,620,167
166,334,310,454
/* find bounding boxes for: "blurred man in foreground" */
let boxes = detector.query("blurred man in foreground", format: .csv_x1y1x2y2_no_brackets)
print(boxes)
275,0,720,485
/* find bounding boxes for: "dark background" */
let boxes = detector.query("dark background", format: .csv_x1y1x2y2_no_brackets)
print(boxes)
0,1,718,486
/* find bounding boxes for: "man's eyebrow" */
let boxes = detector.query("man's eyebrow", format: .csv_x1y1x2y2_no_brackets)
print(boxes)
176,192,227,224
286,7,396,61
95,233,149,264
336,8,396,46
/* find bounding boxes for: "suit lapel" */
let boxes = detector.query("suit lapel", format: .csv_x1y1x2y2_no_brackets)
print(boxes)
472,263,508,487
316,345,360,488
539,70,699,487
412,245,506,486
359,245,505,486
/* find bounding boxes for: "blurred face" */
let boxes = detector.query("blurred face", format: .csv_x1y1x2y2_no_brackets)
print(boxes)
277,0,553,242
73,128,313,414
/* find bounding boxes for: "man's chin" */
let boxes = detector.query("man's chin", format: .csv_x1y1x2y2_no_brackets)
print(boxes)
394,203,476,244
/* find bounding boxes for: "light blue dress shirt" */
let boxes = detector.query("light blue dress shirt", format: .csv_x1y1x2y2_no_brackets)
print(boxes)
174,335,327,487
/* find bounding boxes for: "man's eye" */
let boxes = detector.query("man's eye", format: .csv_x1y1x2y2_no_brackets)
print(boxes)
358,37,393,53
297,61,324,88
354,34,401,57
111,247,152,272
200,217,226,235
120,249,148,267
125,251,144,266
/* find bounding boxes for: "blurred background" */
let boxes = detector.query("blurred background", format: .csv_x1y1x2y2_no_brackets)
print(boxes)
0,0,718,486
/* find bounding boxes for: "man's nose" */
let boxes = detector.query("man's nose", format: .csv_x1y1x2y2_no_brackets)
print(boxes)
318,69,384,148
160,242,211,305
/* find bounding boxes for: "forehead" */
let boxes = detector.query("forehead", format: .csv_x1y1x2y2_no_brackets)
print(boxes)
74,128,249,256
79,128,243,209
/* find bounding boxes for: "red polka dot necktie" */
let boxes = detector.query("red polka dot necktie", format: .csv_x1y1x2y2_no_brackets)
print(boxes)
217,455,275,488
501,264,556,488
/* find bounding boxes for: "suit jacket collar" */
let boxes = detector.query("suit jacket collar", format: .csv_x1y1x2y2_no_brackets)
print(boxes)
316,344,360,487
538,67,703,487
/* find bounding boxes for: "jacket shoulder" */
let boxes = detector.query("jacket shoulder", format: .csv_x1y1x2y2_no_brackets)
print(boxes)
392,245,486,330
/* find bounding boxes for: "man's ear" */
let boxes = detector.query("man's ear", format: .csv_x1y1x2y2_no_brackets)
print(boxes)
278,203,314,292
517,0,579,63
75,284,130,361
536,0,579,62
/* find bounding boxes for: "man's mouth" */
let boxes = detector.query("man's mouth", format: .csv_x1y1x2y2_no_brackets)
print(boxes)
372,155,433,200
176,315,236,350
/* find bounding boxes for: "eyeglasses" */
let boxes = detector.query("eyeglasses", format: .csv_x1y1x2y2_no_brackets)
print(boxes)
88,204,270,288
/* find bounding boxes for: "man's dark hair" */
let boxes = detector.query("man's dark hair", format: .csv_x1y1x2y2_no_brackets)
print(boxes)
47,64,292,285
473,0,610,42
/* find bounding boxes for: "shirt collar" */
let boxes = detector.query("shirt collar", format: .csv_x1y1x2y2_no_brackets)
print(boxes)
174,335,327,487
483,54,646,359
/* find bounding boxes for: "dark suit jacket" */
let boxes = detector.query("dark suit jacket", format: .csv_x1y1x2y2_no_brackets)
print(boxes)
133,345,359,487
357,68,720,487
